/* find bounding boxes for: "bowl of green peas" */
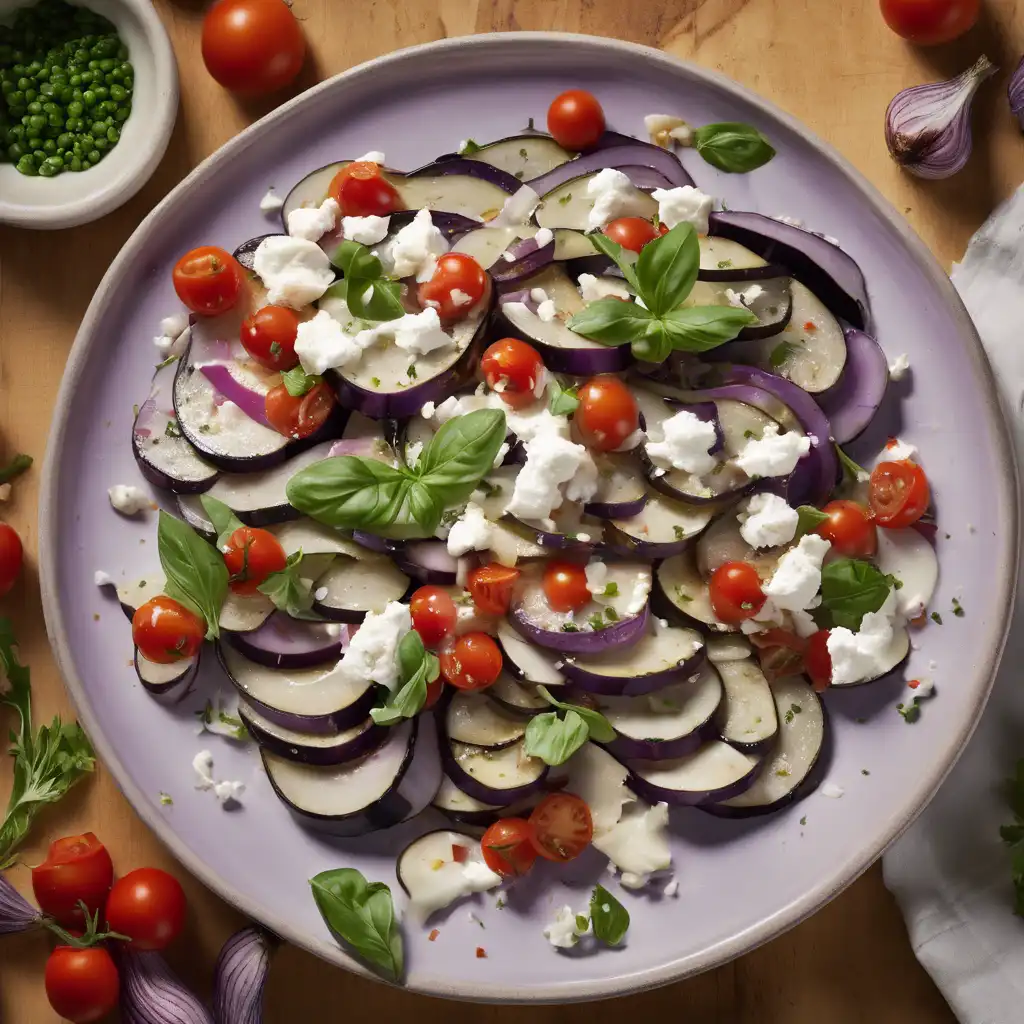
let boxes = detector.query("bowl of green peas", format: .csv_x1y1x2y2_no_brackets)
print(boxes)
0,0,177,228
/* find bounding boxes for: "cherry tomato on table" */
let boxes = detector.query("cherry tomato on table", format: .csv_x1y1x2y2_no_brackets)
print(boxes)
105,868,186,952
45,946,119,1024
574,374,641,452
879,0,979,45
223,526,287,595
132,596,205,665
481,338,545,410
814,499,877,558
328,161,403,217
264,380,337,439
528,793,593,863
440,632,503,691
542,561,591,613
240,305,300,371
410,585,457,648
172,246,244,316
0,522,23,596
467,563,521,616
417,253,488,320
547,89,606,151
709,561,766,624
201,0,306,95
31,833,114,928
481,817,538,877
804,629,833,692
869,460,930,529
603,217,662,252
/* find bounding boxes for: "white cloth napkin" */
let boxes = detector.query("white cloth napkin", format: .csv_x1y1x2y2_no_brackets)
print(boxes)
883,185,1024,1024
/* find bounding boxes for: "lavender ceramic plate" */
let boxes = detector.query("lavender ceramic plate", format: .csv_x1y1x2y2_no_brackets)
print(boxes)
40,34,1017,1002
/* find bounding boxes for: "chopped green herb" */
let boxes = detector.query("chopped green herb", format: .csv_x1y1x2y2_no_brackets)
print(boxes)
575,913,589,932
602,582,619,598
892,577,904,590
407,364,418,380
519,147,529,159
799,816,807,826
931,612,943,625
588,613,606,630
717,259,733,269
743,429,756,439
514,170,524,179
269,341,282,357
561,623,580,633
861,769,870,776
474,479,504,500
836,444,868,486
897,701,921,723
783,703,803,724
952,598,965,618
605,607,619,622
558,193,573,206
673,587,693,603
775,768,791,777
673,525,687,540
164,420,181,439
159,792,173,806
459,138,481,155
770,341,797,367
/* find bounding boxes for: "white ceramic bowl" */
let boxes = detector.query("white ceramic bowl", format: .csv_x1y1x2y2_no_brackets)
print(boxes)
0,0,178,229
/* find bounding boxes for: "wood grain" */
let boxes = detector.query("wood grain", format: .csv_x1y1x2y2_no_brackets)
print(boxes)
2,0,1022,1018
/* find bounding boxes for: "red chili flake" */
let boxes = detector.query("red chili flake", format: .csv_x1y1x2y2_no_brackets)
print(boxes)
428,929,440,942
803,320,817,331
451,844,469,864
475,947,487,959
908,679,921,689
885,437,898,449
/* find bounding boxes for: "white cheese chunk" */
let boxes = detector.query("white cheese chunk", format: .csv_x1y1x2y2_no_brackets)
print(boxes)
738,493,799,549
592,802,671,886
362,306,454,357
193,750,215,790
389,208,449,282
651,185,713,234
94,570,113,588
294,309,365,373
827,589,899,686
342,215,390,245
536,299,558,322
585,561,608,595
506,434,598,520
586,168,650,230
108,484,151,516
534,227,554,248
735,424,811,478
543,905,591,948
645,408,718,475
888,353,910,380
450,288,473,308
259,187,284,214
821,782,845,799
338,601,410,691
355,150,385,164
577,273,631,303
763,534,830,612
447,502,494,557
286,197,340,242
725,283,765,308
881,437,918,462
253,236,335,308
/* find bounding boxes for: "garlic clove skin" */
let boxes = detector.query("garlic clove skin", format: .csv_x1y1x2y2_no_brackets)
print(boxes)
1009,54,1024,132
885,55,997,180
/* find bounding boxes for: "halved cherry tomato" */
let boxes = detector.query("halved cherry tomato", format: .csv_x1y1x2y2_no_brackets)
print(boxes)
0,522,23,596
543,561,591,613
31,833,114,928
604,217,659,253
240,305,300,370
869,460,930,529
327,161,402,217
575,375,640,452
467,563,520,615
264,381,337,439
440,632,503,691
222,526,287,595
481,338,545,409
815,499,877,558
805,629,833,691
528,793,593,863
45,946,119,1024
749,628,806,682
481,817,538,877
105,868,187,952
879,0,979,44
417,253,488,320
709,561,766,624
410,585,457,648
547,90,605,151
132,596,205,664
172,246,243,316
423,676,445,709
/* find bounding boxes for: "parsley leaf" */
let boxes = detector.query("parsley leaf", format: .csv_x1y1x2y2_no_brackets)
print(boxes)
536,685,615,744
523,710,590,765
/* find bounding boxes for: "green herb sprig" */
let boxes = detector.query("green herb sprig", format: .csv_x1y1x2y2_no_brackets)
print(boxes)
589,885,630,945
157,511,228,639
327,241,405,321
370,630,439,725
523,686,616,766
818,557,894,631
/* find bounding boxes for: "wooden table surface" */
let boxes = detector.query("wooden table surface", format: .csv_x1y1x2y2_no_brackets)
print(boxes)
2,0,1023,1019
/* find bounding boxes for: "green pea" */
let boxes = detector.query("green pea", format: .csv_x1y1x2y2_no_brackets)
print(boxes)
26,100,41,114
87,148,99,162
38,161,56,177
42,139,55,154
8,90,25,107
69,74,81,87
32,148,45,161
87,59,99,71
114,104,130,122
93,136,107,151
41,101,57,114
80,159,91,170
17,154,38,175
98,58,115,72
69,155,82,171
91,119,106,135
28,113,45,131
79,133,94,148
99,100,115,115
1,80,13,95
26,135,41,149
7,142,25,160
67,100,83,117
82,89,96,107
93,85,107,101
39,81,54,97
46,113,62,128
34,65,49,80
105,125,118,143
17,76,30,90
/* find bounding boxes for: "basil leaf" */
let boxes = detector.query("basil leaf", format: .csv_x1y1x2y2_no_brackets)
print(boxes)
371,632,439,725
567,299,654,345
199,494,244,551
590,884,630,946
346,277,405,322
770,340,798,368
310,868,403,982
631,321,674,364
795,505,829,539
0,453,32,485
548,380,580,416
660,305,757,353
331,239,385,280
417,409,508,505
396,629,427,685
523,710,590,766
693,122,776,173
836,444,868,486
257,551,317,619
537,685,615,743
588,233,640,293
282,366,319,398
634,223,700,317
286,457,412,530
157,511,227,639
819,557,893,631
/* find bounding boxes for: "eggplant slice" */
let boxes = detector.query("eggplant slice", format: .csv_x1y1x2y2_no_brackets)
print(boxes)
396,829,501,917
442,736,548,804
134,648,199,705
627,739,761,806
486,672,549,716
459,134,572,179
225,614,348,670
653,549,737,633
445,691,529,749
534,171,659,232
496,621,566,686
431,774,507,826
239,703,385,766
714,657,779,752
606,491,718,559
311,556,411,623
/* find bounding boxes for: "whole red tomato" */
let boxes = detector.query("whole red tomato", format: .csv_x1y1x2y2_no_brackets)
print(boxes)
105,868,187,951
31,833,114,927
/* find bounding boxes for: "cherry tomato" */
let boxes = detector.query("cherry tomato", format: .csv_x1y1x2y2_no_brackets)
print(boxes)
547,89,606,151
805,629,833,692
264,381,336,439
240,305,300,371
201,0,305,96
417,253,488,320
481,338,545,410
749,628,806,682
222,526,287,595
575,374,640,452
423,676,445,709
604,217,659,253
528,793,593,863
172,246,243,316
815,499,877,558
709,561,766,624
31,833,114,928
410,585,457,648
879,0,979,44
132,596,205,665
327,161,403,217
467,563,521,616
481,817,538,877
869,460,930,529
105,868,186,952
0,522,23,596
45,946,119,1024
440,632,503,691
543,562,591,614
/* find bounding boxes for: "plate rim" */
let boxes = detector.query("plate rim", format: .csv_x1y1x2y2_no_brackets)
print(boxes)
38,31,1020,1003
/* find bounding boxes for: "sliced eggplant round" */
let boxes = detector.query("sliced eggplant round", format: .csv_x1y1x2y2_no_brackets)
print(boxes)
496,621,566,686
408,156,522,194
445,690,528,749
627,739,760,806
584,453,648,520
714,657,779,752
874,527,938,621
704,676,826,817
697,236,788,283
815,327,890,444
116,574,165,619
562,625,706,696
705,634,755,664
653,550,737,633
605,491,717,559
396,829,502,918
534,170,659,232
695,502,790,581
134,648,199,705
238,703,385,766
431,774,507,826
310,556,410,623
442,736,548,804
225,614,348,670
686,277,793,342
267,519,376,559
391,540,459,586
456,134,572,179
218,591,276,633
486,672,549,716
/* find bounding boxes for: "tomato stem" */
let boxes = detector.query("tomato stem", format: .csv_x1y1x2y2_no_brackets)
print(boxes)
43,900,132,948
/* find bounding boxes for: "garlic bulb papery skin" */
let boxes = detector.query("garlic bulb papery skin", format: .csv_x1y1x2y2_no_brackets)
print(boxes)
885,55,997,180
1009,55,1024,132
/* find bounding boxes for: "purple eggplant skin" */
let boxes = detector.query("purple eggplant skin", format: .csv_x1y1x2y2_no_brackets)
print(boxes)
233,233,288,273
584,493,648,521
562,645,708,699
134,648,200,706
390,540,459,586
370,208,481,243
602,715,719,762
815,327,890,445
510,602,650,655
224,613,347,670
527,141,695,196
213,926,279,1024
238,707,387,767
408,156,522,194
439,739,549,806
626,745,762,807
708,211,871,331
488,237,558,285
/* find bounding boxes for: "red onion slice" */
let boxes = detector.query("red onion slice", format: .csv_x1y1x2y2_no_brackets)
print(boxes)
118,948,214,1024
0,874,40,934
213,925,278,1024
199,365,274,431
